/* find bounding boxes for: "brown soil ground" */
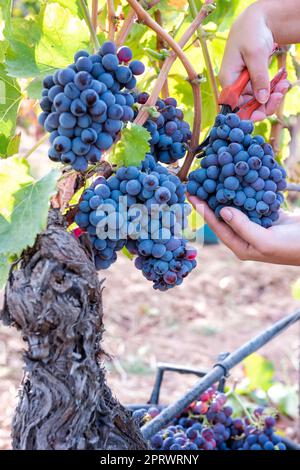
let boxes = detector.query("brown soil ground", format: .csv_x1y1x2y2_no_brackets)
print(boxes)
1,243,299,449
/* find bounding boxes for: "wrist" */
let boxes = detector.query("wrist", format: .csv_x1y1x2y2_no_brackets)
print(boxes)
245,1,274,38
255,0,300,45
234,2,274,56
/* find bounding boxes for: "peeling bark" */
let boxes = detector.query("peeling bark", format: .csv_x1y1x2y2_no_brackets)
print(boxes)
1,210,147,450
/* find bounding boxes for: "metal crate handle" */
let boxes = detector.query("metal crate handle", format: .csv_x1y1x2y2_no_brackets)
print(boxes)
148,353,229,405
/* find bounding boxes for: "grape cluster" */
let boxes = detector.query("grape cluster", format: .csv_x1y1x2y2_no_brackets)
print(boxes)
236,410,287,450
39,42,145,171
75,174,127,269
131,237,197,291
187,113,287,228
133,386,286,451
75,154,197,290
135,93,192,164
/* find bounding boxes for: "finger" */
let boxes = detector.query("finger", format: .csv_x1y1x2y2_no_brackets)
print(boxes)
241,49,270,104
219,48,245,88
220,207,272,251
251,93,283,121
251,109,267,122
265,92,284,115
242,78,290,98
188,197,268,261
238,93,253,107
274,79,290,95
188,197,248,254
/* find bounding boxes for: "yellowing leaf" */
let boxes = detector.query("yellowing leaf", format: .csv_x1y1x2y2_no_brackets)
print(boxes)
243,353,274,392
4,3,90,78
292,278,300,300
6,132,21,156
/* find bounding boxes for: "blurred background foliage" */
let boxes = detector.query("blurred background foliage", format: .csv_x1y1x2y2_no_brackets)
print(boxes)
0,0,299,448
0,0,299,167
0,0,299,268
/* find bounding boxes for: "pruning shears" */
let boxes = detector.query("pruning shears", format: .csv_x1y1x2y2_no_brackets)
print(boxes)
194,64,287,156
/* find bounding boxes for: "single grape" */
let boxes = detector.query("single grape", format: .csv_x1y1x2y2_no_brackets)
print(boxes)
117,46,133,63
129,60,145,75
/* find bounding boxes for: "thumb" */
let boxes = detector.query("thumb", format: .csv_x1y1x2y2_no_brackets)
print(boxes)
243,50,270,104
220,207,268,247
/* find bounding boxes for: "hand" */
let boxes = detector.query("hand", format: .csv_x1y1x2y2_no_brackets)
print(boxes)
219,2,290,121
188,195,300,266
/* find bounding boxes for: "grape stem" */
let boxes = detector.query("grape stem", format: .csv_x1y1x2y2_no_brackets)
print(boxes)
132,0,215,119
130,0,215,181
227,390,257,426
127,0,200,83
107,0,116,41
115,0,161,47
23,133,49,159
116,8,136,47
154,9,169,99
128,1,213,183
270,48,288,154
286,182,300,192
79,0,100,51
91,0,98,32
188,0,219,113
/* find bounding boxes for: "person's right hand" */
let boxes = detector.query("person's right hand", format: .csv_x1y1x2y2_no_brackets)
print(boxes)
219,2,290,121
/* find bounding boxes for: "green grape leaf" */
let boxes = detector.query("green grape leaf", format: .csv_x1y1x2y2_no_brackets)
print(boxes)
4,3,90,78
26,76,48,99
0,39,9,63
0,156,60,257
254,120,271,141
171,69,216,131
0,64,22,138
121,246,134,261
243,353,274,392
268,383,298,419
201,70,217,130
6,132,21,156
171,75,194,127
47,0,84,18
200,0,241,31
0,134,9,156
0,0,12,22
0,253,10,288
109,123,151,168
0,132,21,158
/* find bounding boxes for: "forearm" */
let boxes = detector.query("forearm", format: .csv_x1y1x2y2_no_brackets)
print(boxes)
256,0,300,44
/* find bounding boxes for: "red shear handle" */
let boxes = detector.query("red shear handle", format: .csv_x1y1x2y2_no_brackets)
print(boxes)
218,69,250,110
238,68,287,120
218,44,282,116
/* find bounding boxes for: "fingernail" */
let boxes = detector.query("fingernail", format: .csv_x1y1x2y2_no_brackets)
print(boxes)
221,208,233,222
257,89,269,104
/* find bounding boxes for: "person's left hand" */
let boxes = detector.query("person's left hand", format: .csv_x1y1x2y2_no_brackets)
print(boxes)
188,195,300,266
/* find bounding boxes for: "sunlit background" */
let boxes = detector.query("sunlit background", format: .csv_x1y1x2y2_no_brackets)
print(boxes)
0,0,300,449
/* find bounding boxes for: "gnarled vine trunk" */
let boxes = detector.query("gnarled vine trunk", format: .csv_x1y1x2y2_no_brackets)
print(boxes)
0,210,147,450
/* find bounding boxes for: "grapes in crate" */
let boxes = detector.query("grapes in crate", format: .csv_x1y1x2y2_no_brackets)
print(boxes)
133,387,286,451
